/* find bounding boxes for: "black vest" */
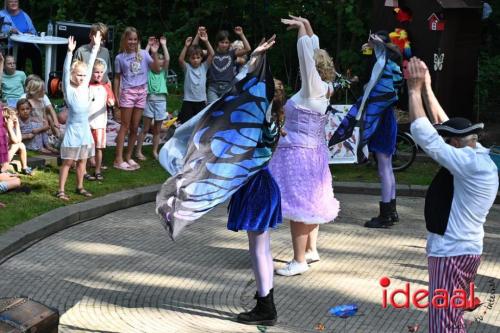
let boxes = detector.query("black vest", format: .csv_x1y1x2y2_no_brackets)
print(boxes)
424,167,454,235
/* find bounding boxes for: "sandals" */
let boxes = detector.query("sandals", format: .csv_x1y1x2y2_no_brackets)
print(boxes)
55,191,70,201
84,173,96,181
75,188,93,197
113,161,135,171
95,173,104,181
127,159,140,170
135,153,147,161
21,167,34,176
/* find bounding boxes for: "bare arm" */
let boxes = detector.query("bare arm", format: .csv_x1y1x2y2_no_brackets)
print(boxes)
191,27,203,46
407,58,427,123
281,18,307,38
113,73,121,108
421,64,449,124
160,36,170,69
199,32,214,64
178,37,192,70
233,26,251,57
45,103,59,127
6,119,21,144
0,53,4,83
290,15,313,36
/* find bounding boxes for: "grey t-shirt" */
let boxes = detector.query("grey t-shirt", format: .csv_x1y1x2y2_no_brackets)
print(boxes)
183,62,209,102
74,44,112,82
208,49,237,83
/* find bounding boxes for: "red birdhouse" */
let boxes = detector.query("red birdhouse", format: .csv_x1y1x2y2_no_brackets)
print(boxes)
428,13,445,31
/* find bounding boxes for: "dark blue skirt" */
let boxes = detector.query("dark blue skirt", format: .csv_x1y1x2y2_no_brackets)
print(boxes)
227,168,282,232
368,108,397,156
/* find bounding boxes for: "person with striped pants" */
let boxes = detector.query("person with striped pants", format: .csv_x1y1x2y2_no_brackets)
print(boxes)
407,57,498,332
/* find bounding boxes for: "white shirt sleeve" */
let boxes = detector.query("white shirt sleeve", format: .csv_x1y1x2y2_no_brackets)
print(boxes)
296,35,326,99
410,117,477,178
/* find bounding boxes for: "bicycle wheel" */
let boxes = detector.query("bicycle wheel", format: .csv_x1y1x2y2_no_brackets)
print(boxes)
392,132,417,172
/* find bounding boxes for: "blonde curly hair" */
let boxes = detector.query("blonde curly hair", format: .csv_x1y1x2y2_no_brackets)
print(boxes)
314,49,336,82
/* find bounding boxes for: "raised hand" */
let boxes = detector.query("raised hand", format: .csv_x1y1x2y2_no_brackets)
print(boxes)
67,36,76,52
0,52,4,64
407,57,427,92
185,36,193,47
234,26,244,36
199,30,208,43
160,36,167,46
281,18,304,30
151,40,160,53
92,31,102,47
289,15,309,25
197,26,206,35
148,36,156,47
253,34,276,55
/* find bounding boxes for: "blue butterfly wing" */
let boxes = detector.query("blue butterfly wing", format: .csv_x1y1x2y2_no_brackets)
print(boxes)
156,58,276,239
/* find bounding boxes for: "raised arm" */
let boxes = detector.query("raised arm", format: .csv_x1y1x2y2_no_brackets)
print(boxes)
191,26,204,46
282,17,323,98
289,15,314,36
199,31,215,64
178,37,192,70
83,31,101,87
407,57,427,123
145,36,155,53
63,36,77,94
160,36,170,69
421,62,449,124
233,27,251,57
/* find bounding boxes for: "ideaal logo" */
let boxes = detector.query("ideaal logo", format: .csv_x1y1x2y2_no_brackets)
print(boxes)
379,276,478,309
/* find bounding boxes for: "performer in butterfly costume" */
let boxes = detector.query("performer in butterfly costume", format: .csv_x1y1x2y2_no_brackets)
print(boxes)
329,31,403,228
156,36,282,326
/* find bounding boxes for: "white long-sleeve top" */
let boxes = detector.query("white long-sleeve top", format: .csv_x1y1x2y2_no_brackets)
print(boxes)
410,117,498,257
290,35,330,113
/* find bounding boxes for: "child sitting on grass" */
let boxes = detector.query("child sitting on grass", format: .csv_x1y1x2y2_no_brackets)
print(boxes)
17,98,58,154
3,107,32,175
22,76,61,140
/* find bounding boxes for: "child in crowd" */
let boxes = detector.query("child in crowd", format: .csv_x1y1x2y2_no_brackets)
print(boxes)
3,107,32,175
2,55,26,107
85,59,115,181
178,27,215,124
113,27,157,171
56,32,101,201
22,76,61,139
17,98,57,154
231,40,248,75
0,102,9,173
74,22,112,83
207,26,251,103
136,36,170,160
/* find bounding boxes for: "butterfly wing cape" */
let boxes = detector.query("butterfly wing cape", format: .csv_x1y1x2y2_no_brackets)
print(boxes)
329,40,402,162
156,55,275,240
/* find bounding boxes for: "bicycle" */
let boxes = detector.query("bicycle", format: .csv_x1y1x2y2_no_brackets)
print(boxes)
330,73,418,172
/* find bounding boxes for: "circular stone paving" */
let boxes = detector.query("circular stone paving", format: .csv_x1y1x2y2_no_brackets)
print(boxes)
0,194,499,332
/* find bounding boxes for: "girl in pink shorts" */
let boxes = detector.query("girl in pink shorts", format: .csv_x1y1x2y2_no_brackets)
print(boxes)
113,27,157,171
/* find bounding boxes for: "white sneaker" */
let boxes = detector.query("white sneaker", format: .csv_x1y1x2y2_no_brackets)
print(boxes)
275,259,309,276
305,250,321,264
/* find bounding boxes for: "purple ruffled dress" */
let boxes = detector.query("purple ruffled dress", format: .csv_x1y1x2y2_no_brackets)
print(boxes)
268,100,339,224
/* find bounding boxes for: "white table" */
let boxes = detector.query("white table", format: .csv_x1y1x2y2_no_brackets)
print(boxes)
10,34,68,91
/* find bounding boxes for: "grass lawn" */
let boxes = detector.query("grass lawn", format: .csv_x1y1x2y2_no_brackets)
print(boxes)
332,160,440,186
0,145,168,234
1,93,440,232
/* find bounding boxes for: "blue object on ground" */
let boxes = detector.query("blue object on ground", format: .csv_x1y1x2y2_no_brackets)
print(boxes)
329,304,358,318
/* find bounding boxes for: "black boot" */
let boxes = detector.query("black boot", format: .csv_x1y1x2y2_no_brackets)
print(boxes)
237,289,277,326
364,202,393,228
390,199,399,223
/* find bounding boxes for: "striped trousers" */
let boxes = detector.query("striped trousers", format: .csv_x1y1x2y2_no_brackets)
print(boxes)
428,255,481,333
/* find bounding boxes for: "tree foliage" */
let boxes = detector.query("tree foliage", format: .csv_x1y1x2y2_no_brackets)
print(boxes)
25,0,373,90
